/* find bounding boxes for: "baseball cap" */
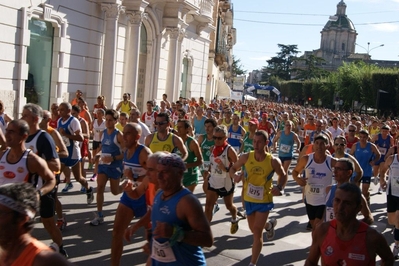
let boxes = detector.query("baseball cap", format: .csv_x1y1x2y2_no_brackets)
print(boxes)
249,118,259,126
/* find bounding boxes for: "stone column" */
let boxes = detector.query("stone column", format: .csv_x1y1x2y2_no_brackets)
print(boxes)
124,11,144,103
100,3,125,108
174,29,185,99
165,27,180,101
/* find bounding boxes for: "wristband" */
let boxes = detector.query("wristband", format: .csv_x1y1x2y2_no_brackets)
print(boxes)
276,184,283,191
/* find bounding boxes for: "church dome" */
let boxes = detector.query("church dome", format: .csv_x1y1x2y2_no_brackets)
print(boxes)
323,1,355,31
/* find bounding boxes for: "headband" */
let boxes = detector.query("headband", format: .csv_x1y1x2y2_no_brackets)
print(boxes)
0,195,35,219
158,153,186,171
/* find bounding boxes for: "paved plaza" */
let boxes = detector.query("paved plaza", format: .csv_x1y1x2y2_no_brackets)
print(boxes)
32,158,396,266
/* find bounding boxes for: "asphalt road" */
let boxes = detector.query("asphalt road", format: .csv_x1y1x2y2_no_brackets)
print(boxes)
32,158,398,266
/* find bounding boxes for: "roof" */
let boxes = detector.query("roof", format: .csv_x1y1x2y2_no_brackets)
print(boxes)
323,15,355,31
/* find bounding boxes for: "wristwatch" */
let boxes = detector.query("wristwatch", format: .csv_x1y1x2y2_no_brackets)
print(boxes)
276,184,283,191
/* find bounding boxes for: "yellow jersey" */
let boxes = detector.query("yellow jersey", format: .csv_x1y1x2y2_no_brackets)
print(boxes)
243,151,274,203
149,132,175,152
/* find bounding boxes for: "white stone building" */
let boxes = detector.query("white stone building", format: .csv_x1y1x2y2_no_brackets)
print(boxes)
0,0,235,116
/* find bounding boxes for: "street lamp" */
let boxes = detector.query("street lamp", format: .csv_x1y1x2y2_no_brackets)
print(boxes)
355,42,384,58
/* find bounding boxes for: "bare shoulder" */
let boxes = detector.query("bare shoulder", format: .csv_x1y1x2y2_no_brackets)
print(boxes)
179,192,202,212
313,221,330,240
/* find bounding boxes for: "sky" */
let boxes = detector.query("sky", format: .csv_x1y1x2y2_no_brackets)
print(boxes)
232,0,399,73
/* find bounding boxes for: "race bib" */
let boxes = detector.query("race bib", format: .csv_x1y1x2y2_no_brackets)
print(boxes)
151,240,176,263
229,133,241,139
326,206,334,221
99,153,112,165
378,147,387,155
246,183,264,200
307,184,324,195
305,130,313,137
279,144,291,153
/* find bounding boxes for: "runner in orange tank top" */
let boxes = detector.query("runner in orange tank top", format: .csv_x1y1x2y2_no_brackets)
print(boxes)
0,183,71,265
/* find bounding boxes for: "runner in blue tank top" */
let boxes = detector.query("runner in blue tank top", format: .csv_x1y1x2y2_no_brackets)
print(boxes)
350,129,380,206
325,157,373,224
273,120,300,175
371,124,394,183
91,109,125,226
111,123,152,265
150,153,212,266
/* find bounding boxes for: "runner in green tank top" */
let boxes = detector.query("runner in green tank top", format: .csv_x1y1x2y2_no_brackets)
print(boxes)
197,118,219,214
176,119,203,192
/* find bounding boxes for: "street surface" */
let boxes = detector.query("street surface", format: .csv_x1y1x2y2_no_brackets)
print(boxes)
32,157,397,266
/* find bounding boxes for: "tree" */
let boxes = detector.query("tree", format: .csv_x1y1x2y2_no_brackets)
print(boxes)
293,54,329,80
264,44,300,80
231,55,246,77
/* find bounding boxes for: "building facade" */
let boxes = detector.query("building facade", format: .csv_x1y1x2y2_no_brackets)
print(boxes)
1,0,236,117
293,0,399,73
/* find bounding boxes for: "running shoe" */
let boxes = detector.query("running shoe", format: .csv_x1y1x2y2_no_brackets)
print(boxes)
237,209,247,219
56,217,67,231
90,174,97,181
87,187,94,204
59,246,69,258
265,218,277,241
393,245,399,259
90,213,104,226
373,176,379,186
61,182,73,193
80,186,86,193
306,221,312,231
230,220,239,234
212,203,220,215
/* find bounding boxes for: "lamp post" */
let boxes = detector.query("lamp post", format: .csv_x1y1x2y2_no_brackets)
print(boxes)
355,42,384,59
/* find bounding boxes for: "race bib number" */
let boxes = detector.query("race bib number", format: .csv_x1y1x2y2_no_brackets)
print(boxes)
307,184,324,195
279,144,291,153
151,240,176,263
378,147,387,155
298,130,304,138
305,130,313,137
246,183,264,200
203,161,210,171
326,206,334,221
229,133,241,139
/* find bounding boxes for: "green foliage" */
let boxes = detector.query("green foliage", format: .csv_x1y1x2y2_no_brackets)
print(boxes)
264,62,398,112
294,54,329,80
265,44,300,80
231,55,246,77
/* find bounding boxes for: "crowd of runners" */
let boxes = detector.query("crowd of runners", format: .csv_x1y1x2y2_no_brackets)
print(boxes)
1,90,399,265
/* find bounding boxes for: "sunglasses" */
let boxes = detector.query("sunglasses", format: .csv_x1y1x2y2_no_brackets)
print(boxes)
213,136,224,140
348,130,355,132
334,167,349,171
154,121,168,126
334,143,345,146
